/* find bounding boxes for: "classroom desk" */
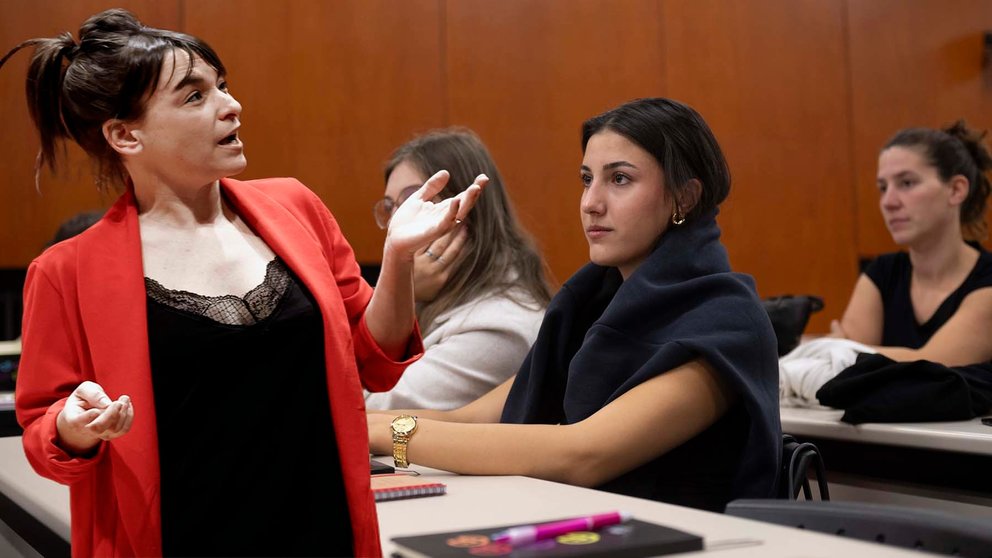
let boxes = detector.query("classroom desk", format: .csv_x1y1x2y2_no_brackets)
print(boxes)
781,407,992,517
375,462,929,557
0,435,937,557
0,436,70,557
781,407,992,454
0,339,20,437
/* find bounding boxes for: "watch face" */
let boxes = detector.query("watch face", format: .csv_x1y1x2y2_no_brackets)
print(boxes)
392,415,417,435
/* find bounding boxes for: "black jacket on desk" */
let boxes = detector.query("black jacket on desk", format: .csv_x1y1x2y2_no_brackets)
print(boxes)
817,353,992,424
500,210,781,511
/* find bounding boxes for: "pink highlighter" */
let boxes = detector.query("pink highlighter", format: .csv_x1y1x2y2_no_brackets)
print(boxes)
490,510,633,546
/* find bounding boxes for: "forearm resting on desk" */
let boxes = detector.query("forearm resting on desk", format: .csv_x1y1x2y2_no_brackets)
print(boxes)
368,361,733,488
369,416,584,483
837,281,992,366
870,340,992,367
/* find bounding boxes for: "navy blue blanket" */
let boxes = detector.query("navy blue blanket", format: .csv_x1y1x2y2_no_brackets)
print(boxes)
501,211,781,510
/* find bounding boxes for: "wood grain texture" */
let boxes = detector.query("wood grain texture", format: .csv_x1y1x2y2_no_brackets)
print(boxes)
1,0,990,339
444,0,667,283
0,0,181,266
847,0,992,257
662,0,857,331
184,0,444,262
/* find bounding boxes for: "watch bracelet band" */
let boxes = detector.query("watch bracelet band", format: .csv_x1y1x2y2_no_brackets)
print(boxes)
393,433,411,468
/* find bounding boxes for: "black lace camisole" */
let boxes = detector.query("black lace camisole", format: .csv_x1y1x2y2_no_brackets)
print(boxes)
146,258,353,557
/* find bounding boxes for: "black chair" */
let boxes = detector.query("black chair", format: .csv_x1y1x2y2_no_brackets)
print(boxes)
762,295,824,356
780,434,829,500
0,268,26,341
726,499,992,557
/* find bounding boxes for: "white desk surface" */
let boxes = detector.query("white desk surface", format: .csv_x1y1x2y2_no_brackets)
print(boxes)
0,392,13,412
375,464,928,557
0,339,17,412
0,436,70,541
781,407,992,456
0,436,928,556
0,340,20,355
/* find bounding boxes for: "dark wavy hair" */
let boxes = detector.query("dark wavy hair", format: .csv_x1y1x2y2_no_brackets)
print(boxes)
581,98,731,224
385,128,552,332
0,8,226,190
884,121,992,242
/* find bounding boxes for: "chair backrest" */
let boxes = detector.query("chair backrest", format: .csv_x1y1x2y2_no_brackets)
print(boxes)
780,434,829,500
726,499,992,557
0,268,26,341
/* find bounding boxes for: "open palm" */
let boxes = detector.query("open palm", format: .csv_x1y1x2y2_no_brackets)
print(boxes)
387,170,487,256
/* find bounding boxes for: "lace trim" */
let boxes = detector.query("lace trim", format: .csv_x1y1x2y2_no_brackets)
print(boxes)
145,259,291,326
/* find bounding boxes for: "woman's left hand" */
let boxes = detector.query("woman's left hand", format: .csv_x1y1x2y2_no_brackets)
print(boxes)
385,170,487,259
414,225,469,302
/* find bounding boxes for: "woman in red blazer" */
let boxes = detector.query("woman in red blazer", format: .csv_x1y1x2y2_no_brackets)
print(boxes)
3,8,482,557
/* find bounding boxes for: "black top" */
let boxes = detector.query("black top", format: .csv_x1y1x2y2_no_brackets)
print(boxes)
146,259,353,557
865,247,992,349
500,210,781,512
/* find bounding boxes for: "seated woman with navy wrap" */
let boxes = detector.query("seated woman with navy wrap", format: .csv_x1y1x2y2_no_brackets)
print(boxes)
368,98,781,512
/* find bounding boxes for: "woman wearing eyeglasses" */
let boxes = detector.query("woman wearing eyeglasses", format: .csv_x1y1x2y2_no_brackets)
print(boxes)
366,129,551,410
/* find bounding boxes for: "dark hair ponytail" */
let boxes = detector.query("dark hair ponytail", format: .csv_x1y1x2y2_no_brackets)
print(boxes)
943,121,992,241
5,33,79,179
885,120,992,242
0,9,226,190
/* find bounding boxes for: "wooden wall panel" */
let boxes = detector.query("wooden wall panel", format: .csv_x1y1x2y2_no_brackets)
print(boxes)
848,0,992,258
444,0,666,283
662,0,857,332
2,0,990,340
184,0,444,262
0,0,181,266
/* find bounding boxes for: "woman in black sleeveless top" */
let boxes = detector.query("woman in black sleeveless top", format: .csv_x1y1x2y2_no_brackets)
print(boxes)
833,122,992,365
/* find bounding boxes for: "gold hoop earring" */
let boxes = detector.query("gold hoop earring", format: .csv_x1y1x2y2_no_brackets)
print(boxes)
672,209,685,226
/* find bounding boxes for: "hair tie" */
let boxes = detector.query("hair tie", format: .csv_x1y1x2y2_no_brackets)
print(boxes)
57,33,79,61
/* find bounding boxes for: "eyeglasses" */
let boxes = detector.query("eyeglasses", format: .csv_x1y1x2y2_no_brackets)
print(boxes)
373,185,420,229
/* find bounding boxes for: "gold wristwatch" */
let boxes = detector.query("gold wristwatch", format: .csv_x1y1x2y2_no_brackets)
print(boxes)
390,415,418,468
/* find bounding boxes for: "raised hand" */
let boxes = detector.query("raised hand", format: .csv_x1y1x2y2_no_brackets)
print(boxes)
386,171,486,259
56,380,134,455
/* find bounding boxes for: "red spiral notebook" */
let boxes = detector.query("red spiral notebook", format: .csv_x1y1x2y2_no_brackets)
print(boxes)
372,474,447,502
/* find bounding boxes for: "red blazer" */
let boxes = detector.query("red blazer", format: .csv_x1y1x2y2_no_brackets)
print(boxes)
15,177,421,557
